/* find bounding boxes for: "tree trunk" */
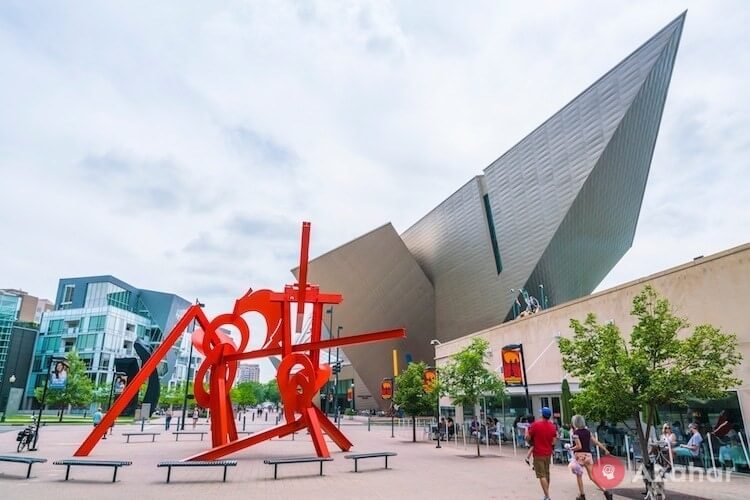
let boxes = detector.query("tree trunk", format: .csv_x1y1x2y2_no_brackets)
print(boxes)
412,415,416,442
476,415,481,457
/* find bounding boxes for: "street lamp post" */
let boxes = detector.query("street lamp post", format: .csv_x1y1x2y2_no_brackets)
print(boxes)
181,299,204,431
0,374,16,422
335,326,342,428
325,307,333,416
430,339,442,449
504,343,531,415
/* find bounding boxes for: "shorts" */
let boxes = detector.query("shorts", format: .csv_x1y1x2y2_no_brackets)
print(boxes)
533,456,551,479
575,452,593,466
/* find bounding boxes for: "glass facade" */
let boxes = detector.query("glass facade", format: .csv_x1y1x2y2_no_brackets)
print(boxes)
0,293,21,384
24,276,194,407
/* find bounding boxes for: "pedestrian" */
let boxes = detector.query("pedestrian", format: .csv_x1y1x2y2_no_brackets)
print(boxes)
569,414,613,500
526,406,557,500
93,407,107,440
192,407,200,429
165,408,173,430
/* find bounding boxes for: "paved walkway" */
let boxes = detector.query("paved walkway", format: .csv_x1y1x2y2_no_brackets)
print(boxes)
0,416,747,499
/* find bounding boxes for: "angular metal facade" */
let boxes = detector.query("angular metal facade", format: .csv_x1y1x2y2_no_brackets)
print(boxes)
305,14,685,407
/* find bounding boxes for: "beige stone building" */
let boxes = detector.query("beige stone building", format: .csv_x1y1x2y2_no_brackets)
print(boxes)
434,243,750,434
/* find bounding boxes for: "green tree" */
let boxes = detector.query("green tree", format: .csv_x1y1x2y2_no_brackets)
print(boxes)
393,362,438,442
231,382,258,407
264,380,280,404
34,350,94,421
159,383,185,408
441,337,505,456
92,382,111,407
558,285,742,458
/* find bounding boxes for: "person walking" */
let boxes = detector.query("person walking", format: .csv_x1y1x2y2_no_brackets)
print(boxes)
569,414,613,500
526,406,557,500
93,407,107,440
165,408,173,430
192,407,200,429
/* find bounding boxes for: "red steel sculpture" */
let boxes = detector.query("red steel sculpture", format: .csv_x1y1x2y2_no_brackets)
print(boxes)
74,222,406,460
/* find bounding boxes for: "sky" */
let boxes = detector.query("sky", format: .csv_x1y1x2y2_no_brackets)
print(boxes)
1,1,748,381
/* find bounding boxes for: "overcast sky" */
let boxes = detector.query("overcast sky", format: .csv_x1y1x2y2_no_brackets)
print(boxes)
2,1,748,380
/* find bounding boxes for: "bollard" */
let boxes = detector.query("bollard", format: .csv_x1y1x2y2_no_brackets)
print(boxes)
243,416,246,431
141,417,145,432
252,412,255,422
265,412,268,422
368,416,371,432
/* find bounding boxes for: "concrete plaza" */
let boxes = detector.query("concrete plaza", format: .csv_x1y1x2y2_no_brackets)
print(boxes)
0,415,747,500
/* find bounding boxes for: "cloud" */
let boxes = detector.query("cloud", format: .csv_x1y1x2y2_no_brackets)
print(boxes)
2,1,749,383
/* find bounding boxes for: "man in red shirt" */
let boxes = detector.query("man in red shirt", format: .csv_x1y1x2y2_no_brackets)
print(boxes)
527,406,557,500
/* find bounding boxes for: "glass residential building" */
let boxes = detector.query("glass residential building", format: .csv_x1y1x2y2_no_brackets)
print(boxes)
25,276,200,408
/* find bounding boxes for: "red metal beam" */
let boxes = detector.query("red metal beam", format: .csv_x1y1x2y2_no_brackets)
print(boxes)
224,328,406,362
74,305,209,456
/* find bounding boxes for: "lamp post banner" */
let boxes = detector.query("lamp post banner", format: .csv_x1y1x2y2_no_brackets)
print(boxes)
49,359,69,390
501,348,524,386
422,368,436,393
381,378,393,400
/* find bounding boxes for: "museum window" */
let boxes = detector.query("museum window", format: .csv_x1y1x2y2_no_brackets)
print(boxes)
483,194,503,273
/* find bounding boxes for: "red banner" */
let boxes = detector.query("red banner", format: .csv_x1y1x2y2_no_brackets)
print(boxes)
501,348,524,386
422,368,436,393
381,379,393,400
346,387,354,402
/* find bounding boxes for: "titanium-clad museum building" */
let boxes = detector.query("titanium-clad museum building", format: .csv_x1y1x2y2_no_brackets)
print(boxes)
305,14,686,409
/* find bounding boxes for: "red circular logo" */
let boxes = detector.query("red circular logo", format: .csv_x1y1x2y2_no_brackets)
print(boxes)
592,455,625,489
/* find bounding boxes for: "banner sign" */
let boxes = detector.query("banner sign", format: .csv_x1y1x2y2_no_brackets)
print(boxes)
114,374,128,394
380,378,393,400
346,387,354,402
422,368,436,393
501,348,524,386
49,359,69,390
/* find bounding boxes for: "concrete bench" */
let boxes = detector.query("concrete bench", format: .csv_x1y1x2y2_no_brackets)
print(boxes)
345,452,397,472
172,431,208,441
122,432,160,443
263,456,333,479
157,460,237,483
0,455,47,478
53,459,132,482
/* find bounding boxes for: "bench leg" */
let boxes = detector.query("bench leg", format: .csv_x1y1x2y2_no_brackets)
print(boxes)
167,466,171,483
175,434,179,441
385,456,389,469
65,465,71,481
113,466,118,482
152,435,156,442
201,434,204,441
27,463,33,479
354,459,358,472
320,461,323,476
274,464,278,480
223,465,227,482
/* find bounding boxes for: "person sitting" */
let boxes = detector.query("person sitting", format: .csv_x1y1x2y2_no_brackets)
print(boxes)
659,423,677,448
713,410,734,443
446,417,455,440
674,423,703,464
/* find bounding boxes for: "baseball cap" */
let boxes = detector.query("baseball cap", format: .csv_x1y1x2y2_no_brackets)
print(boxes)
541,406,552,418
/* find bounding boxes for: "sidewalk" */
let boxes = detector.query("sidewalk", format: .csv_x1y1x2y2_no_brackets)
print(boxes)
1,417,748,499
